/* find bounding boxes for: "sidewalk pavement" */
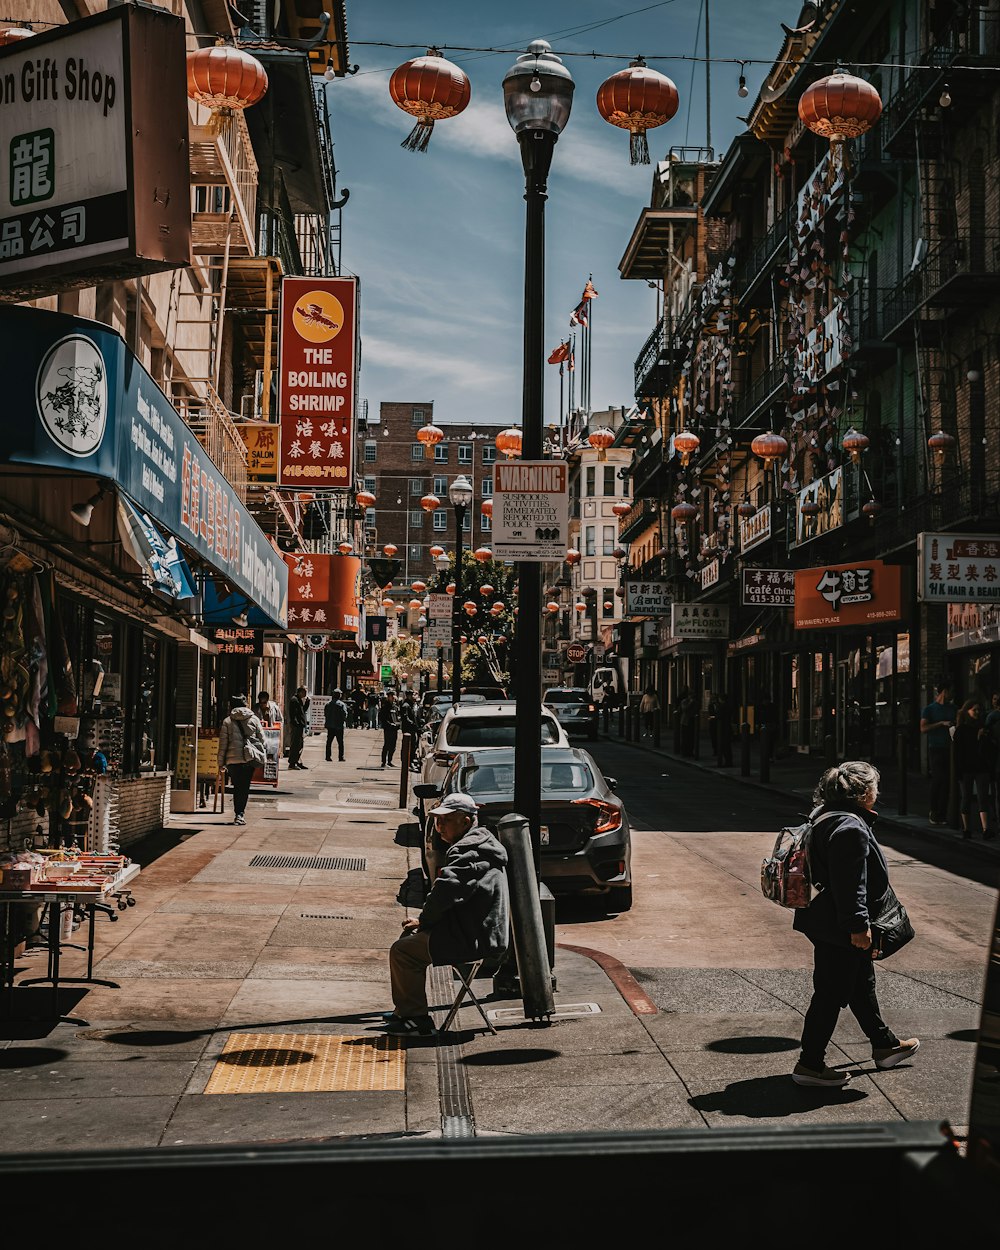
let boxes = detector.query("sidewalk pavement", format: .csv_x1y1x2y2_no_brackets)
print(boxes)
0,722,987,1149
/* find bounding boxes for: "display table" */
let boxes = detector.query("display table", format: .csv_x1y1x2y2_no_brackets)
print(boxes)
0,862,140,1018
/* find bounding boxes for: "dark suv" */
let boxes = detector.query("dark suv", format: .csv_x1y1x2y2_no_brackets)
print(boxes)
544,687,599,741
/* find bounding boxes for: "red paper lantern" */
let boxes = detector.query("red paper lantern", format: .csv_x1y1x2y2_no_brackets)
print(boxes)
446,582,456,595
575,601,587,613
928,429,956,464
338,540,354,555
611,501,631,517
389,48,471,153
356,489,376,510
565,548,581,566
546,601,560,614
477,635,488,646
862,498,882,521
612,547,627,560
474,546,493,563
751,431,788,467
588,427,615,461
416,423,444,459
0,27,35,45
737,499,756,519
603,601,614,611
673,429,700,466
381,596,395,610
187,43,268,117
411,580,427,593
596,57,679,164
496,427,522,460
798,70,882,142
408,599,422,611
799,499,821,518
480,584,495,597
429,544,445,559
420,493,441,513
841,428,870,463
383,543,398,557
481,499,494,518
463,601,477,616
671,501,697,522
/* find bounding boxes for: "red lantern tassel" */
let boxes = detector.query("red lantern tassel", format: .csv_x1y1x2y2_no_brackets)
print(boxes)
630,129,650,165
401,117,434,153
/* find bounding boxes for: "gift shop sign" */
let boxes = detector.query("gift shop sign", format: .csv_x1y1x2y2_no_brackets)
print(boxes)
918,532,1000,602
284,553,361,633
0,6,191,300
794,560,902,630
492,461,569,561
278,276,357,487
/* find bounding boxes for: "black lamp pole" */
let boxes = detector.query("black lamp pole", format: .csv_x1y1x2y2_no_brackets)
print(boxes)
449,475,473,706
504,40,574,869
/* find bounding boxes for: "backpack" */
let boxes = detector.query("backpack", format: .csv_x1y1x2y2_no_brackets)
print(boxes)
760,811,838,909
235,717,266,767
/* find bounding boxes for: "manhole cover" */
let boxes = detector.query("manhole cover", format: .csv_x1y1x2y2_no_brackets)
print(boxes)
487,1002,602,1024
249,854,367,871
341,795,393,808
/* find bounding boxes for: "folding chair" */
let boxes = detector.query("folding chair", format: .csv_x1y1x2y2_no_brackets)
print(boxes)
438,960,497,1035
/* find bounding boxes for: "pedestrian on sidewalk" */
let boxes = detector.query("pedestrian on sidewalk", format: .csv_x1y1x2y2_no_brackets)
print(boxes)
254,689,282,726
639,685,659,738
368,691,381,730
678,687,696,757
920,681,956,825
953,698,996,840
791,761,919,1087
380,689,401,768
218,695,267,826
324,688,349,762
350,690,366,729
986,692,1000,832
383,793,509,1035
400,692,421,769
288,686,309,769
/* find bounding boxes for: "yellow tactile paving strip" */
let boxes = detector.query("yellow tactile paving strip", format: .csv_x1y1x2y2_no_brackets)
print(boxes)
204,1033,405,1094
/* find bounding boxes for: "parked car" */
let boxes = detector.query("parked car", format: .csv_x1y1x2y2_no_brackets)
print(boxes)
461,685,509,699
421,745,632,911
544,687,599,740
418,701,568,795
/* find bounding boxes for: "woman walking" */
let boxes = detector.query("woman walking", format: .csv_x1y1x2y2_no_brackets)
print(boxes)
953,698,997,840
218,695,267,827
791,761,919,1087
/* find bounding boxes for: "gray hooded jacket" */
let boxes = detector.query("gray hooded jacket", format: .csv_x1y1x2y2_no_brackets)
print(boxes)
218,706,266,767
418,823,509,968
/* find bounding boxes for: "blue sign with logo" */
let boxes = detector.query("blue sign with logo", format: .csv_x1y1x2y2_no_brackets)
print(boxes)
0,305,287,627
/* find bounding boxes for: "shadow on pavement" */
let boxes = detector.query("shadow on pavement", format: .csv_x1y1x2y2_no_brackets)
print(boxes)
461,1048,561,1066
0,1046,70,1067
394,822,423,848
397,868,426,907
705,1036,800,1054
689,1073,869,1118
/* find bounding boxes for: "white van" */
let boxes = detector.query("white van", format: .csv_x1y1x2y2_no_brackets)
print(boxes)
590,665,623,706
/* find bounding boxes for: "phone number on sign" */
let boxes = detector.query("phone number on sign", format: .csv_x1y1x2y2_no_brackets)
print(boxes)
281,465,349,479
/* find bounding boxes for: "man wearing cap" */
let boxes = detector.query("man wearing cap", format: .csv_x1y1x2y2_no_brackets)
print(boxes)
383,793,509,1036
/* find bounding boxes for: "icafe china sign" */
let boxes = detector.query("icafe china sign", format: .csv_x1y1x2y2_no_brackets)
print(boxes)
794,559,902,630
278,276,357,487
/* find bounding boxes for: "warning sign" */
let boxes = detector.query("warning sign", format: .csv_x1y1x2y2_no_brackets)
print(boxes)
492,460,569,562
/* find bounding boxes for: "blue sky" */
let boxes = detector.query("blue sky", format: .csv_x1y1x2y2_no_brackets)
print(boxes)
326,1,796,428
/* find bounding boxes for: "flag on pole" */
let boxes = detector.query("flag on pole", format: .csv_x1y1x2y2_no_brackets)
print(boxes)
547,341,570,365
582,277,599,301
569,300,589,328
568,351,576,371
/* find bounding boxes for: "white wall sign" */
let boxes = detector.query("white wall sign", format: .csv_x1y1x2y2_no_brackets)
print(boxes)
670,603,730,640
493,460,569,561
918,532,1000,602
625,580,672,615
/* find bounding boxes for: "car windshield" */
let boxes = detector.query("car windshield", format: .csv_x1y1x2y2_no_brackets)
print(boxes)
545,691,589,705
445,718,559,747
457,760,592,794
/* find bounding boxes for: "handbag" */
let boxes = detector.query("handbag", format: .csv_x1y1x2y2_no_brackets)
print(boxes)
870,884,914,960
235,718,266,767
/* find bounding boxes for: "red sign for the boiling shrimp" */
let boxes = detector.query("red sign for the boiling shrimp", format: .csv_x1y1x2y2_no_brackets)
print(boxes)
278,276,357,487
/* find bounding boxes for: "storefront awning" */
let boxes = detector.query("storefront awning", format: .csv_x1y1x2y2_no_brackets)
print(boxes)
116,495,197,601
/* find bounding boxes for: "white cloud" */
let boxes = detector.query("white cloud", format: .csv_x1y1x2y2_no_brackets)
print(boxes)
362,333,514,393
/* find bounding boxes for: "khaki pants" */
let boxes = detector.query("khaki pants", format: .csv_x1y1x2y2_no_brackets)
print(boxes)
389,929,433,1017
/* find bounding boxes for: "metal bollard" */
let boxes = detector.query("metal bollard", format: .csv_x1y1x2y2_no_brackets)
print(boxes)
495,813,555,1021
896,729,908,817
618,703,626,738
399,734,412,811
740,723,751,777
602,704,610,734
624,702,633,742
653,714,661,749
760,726,771,784
824,733,836,765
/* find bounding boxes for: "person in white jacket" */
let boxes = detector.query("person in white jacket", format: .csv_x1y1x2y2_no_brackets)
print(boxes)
218,695,266,826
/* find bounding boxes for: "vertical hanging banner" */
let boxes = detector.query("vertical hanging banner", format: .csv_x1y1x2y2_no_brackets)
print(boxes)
283,553,362,633
278,276,357,487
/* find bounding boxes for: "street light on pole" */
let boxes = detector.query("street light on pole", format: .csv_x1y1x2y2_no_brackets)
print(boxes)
448,473,473,706
503,39,574,865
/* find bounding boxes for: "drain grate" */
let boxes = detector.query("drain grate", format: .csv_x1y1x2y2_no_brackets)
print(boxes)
341,795,393,808
249,854,367,871
300,913,353,920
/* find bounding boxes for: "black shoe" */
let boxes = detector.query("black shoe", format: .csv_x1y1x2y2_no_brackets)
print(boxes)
325,757,332,762
383,1014,435,1036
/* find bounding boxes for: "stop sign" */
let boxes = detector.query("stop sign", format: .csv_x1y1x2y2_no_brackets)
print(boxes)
566,642,587,664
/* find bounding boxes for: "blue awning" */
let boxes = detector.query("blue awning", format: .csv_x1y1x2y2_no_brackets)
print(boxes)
117,494,198,601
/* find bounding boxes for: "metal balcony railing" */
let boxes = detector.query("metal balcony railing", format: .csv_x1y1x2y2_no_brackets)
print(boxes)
732,204,793,302
190,110,258,256
618,497,660,543
882,232,1000,337
294,213,331,277
733,358,786,429
173,385,249,504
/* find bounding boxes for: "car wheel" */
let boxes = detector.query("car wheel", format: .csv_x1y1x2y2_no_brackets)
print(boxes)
605,885,632,913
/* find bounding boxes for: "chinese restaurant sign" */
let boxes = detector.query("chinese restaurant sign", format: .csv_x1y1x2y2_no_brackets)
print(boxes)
742,568,795,607
738,504,772,553
0,304,288,627
0,7,191,300
917,532,1000,602
238,422,278,482
284,553,361,632
278,276,357,487
211,627,263,656
624,580,671,615
794,560,902,630
670,604,730,640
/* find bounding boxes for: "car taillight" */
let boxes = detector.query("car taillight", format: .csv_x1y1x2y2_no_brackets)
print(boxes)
572,798,622,833
588,704,596,712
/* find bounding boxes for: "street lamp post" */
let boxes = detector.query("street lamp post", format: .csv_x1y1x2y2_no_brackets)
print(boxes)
448,474,473,706
504,39,574,863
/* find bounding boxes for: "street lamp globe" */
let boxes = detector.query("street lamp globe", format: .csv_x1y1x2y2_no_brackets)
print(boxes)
503,39,575,137
448,474,474,510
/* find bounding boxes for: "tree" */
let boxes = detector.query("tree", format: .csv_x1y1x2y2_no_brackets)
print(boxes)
435,550,516,690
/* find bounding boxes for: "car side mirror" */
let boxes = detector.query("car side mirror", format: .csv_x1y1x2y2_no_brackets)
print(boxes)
413,783,441,800
605,776,618,792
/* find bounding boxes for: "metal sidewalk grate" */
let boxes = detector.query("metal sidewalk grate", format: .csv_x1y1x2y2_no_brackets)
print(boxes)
299,913,353,920
248,854,367,871
341,794,393,808
204,1033,405,1094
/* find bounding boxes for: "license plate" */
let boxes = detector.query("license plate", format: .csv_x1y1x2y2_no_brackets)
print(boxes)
540,825,549,846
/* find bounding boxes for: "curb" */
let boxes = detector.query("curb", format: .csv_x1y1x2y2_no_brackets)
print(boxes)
556,942,659,1016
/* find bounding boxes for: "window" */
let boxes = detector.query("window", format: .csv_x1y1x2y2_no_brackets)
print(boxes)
433,510,448,531
604,465,615,496
409,477,425,496
480,512,491,532
585,526,595,557
408,545,421,564
462,511,471,532
458,444,472,464
482,445,496,463
412,407,425,424
603,525,615,555
409,510,425,528
586,466,595,495
364,476,376,494
434,443,448,463
434,476,447,496
364,441,377,463
365,508,376,527
481,477,492,497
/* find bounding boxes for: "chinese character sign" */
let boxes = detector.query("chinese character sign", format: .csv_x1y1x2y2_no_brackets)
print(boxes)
283,553,362,632
738,504,772,553
794,560,902,629
278,277,357,487
918,532,1000,602
741,568,795,607
624,581,672,615
239,422,278,481
211,627,263,656
669,604,730,640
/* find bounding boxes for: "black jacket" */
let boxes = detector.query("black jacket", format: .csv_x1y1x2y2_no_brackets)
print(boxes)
419,824,509,967
290,695,309,728
953,719,995,772
793,804,890,946
379,699,401,730
324,699,348,731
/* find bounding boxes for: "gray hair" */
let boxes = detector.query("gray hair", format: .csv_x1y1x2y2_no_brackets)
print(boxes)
813,761,880,808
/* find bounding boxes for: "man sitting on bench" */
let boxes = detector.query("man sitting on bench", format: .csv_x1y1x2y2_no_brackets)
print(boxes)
383,793,508,1036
